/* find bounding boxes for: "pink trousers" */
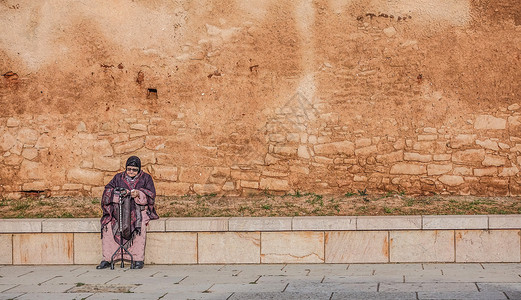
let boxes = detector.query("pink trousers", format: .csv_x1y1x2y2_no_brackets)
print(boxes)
102,210,149,262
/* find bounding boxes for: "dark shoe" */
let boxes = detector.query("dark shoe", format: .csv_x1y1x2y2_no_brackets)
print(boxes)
133,261,144,269
96,260,110,269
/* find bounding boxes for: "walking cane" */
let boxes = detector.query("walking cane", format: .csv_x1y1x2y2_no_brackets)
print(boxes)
110,187,134,269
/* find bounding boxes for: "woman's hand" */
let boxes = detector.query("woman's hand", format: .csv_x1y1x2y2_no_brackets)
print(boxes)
131,189,139,198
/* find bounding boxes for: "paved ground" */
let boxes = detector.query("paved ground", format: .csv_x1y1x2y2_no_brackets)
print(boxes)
0,263,520,299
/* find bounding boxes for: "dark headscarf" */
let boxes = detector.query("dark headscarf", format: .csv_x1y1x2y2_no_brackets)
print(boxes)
126,156,141,172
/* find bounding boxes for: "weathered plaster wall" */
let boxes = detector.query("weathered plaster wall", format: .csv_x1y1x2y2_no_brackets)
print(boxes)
1,0,520,197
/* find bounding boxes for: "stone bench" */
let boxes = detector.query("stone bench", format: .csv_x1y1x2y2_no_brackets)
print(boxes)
1,215,520,265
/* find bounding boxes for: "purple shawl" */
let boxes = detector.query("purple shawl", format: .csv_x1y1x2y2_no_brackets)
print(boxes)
100,171,159,243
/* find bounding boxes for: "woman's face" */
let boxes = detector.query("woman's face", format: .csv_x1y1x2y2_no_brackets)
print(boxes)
126,166,139,177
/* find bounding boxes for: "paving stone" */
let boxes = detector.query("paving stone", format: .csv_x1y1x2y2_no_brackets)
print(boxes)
284,282,377,293
229,291,332,300
331,292,417,299
5,284,75,293
0,294,25,300
477,282,521,292
85,292,165,299
161,292,234,300
488,215,521,229
15,293,94,300
379,282,477,292
417,291,507,299
207,282,288,293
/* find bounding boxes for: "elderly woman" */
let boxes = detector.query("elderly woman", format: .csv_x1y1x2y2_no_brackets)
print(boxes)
96,156,159,269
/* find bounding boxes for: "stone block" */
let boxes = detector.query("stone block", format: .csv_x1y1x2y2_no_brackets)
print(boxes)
6,117,20,127
376,151,403,163
473,168,497,177
404,153,432,162
418,134,438,141
261,232,324,263
450,134,476,149
499,166,519,176
92,140,113,157
325,231,388,263
427,164,452,175
355,138,372,148
390,163,426,175
229,217,292,231
19,160,45,180
166,217,228,231
193,183,221,194
22,181,47,191
433,154,451,161
454,167,472,176
147,219,165,232
482,155,506,167
21,148,38,160
455,230,521,262
0,219,42,233
357,216,421,230
155,182,191,196
35,134,52,148
179,166,212,183
231,170,261,181
13,233,73,264
17,128,39,145
452,149,485,164
93,156,121,171
113,138,145,154
259,178,290,191
198,232,260,264
240,180,259,189
150,165,178,181
42,218,100,232
390,230,454,262
474,115,507,130
145,232,197,264
476,139,499,151
73,233,101,264
297,145,311,159
0,234,12,264
272,146,297,156
488,215,521,229
423,215,488,229
67,168,104,185
293,216,356,231
354,145,377,156
438,175,465,186
145,136,165,150
0,132,17,151
314,141,355,155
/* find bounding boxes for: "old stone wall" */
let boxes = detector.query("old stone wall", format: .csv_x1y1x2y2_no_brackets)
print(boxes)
1,0,520,198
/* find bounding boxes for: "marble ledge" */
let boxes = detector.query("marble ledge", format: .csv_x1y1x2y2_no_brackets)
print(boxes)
0,215,521,233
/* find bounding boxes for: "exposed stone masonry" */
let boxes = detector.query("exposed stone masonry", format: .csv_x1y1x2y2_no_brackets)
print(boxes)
1,102,519,198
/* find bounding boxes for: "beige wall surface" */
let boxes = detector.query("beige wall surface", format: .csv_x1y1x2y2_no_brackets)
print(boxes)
1,0,521,197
